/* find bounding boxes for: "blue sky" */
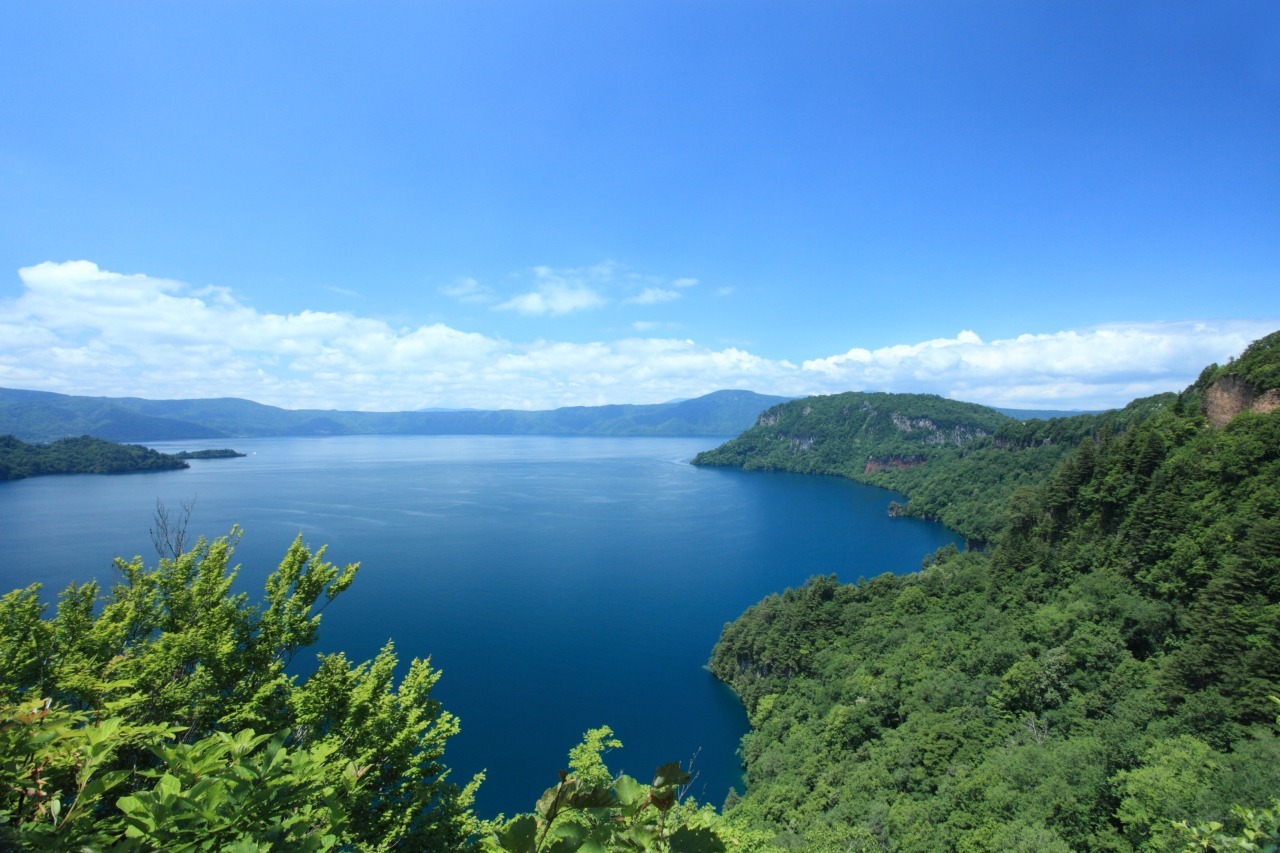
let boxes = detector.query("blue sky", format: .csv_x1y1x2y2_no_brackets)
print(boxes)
1,1,1277,411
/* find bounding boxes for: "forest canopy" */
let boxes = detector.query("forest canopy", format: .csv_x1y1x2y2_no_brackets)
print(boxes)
0,435,189,481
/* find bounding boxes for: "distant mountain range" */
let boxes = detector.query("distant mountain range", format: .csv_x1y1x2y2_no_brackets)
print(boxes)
0,387,792,443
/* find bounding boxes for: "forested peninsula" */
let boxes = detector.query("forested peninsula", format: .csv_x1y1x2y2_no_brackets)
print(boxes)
1,332,1278,850
0,435,190,481
692,390,1169,545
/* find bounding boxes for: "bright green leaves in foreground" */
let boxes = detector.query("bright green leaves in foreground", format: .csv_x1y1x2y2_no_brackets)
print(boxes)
483,728,757,853
0,531,477,851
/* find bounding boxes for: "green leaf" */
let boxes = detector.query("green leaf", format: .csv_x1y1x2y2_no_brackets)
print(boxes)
649,788,676,813
567,785,616,810
651,761,689,789
668,825,727,853
536,778,573,820
494,814,537,852
156,773,182,798
613,774,647,807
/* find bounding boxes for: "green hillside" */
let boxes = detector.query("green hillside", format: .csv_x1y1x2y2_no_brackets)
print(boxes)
694,391,1171,544
0,388,788,442
707,332,1280,850
0,435,190,481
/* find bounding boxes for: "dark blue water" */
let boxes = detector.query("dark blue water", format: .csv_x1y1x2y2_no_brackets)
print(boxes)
0,435,961,816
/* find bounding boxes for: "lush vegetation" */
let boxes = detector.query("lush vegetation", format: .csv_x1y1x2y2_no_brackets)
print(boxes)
173,448,246,459
0,531,483,850
694,391,1171,544
0,388,788,443
705,333,1280,850
1197,330,1280,394
0,530,748,851
0,435,189,481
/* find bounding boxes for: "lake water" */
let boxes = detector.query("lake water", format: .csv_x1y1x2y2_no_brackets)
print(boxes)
0,435,961,816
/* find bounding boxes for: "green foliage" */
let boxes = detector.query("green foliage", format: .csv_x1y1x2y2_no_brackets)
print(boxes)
172,448,246,459
693,390,1171,544
0,531,478,851
115,728,352,852
708,334,1280,849
0,699,172,850
482,731,766,853
1193,329,1280,398
567,726,622,790
1176,800,1280,852
0,434,189,481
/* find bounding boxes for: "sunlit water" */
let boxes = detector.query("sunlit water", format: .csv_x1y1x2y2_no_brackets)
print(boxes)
0,435,961,815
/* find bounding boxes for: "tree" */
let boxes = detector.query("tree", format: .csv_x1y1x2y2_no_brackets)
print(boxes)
0,530,479,851
149,496,195,559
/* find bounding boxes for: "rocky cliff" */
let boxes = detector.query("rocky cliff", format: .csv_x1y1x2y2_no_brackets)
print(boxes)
1202,373,1280,427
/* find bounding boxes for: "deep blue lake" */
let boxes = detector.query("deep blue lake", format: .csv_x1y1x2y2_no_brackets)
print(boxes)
0,435,961,816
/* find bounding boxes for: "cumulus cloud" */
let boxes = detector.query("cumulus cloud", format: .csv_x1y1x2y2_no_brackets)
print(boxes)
1,261,1274,412
800,323,1275,408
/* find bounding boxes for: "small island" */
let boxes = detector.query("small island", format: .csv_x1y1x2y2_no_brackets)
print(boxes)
174,448,246,459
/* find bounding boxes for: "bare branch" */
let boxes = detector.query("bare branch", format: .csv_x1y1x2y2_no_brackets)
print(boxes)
150,496,195,559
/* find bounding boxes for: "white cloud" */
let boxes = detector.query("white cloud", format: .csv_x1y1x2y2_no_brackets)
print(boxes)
495,265,608,316
440,277,493,304
623,287,681,306
799,323,1276,409
496,283,606,316
492,262,697,315
1,261,1274,412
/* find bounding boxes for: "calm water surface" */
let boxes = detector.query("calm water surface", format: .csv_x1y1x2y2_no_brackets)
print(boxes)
0,435,961,815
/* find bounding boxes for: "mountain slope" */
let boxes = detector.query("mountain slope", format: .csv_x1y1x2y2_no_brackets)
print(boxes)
0,388,789,442
712,330,1280,850
694,391,1171,543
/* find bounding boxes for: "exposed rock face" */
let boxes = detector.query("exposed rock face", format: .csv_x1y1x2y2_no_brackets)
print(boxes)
789,435,815,452
1203,375,1280,427
889,414,989,446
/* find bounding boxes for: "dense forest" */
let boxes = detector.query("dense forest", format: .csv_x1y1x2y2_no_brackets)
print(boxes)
707,331,1280,850
693,390,1170,545
173,448,246,460
1,332,1277,850
0,435,190,481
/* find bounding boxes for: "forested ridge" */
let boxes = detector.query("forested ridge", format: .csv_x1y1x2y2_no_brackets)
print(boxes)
693,390,1171,544
1,333,1278,850
707,331,1280,850
0,435,190,481
0,388,787,443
